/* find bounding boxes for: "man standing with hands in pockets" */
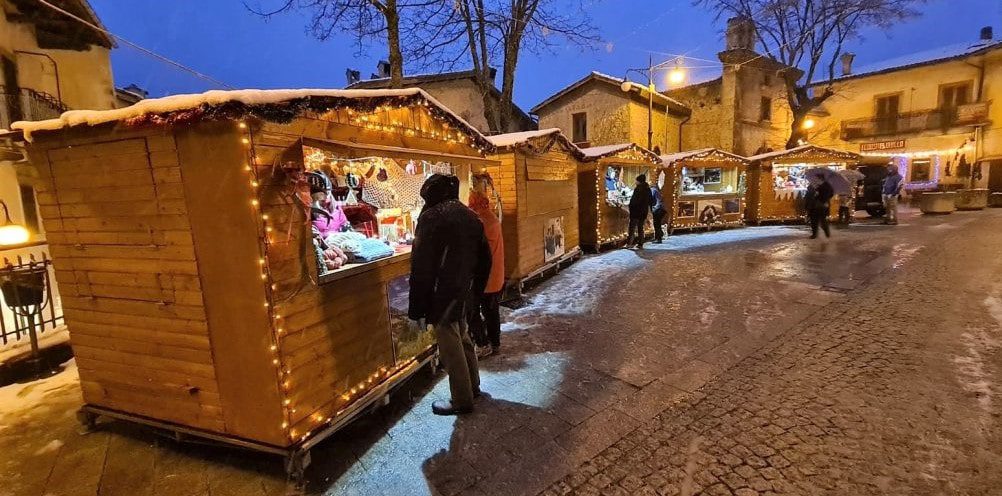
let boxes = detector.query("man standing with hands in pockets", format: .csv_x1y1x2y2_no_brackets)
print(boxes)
408,174,492,416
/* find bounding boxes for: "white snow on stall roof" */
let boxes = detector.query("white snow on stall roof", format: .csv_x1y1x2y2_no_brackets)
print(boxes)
837,40,1002,80
11,88,485,142
580,143,633,158
486,128,564,147
660,148,748,165
747,144,858,162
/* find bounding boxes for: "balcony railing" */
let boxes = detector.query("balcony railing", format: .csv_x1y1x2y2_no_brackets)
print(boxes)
840,102,991,140
0,86,67,130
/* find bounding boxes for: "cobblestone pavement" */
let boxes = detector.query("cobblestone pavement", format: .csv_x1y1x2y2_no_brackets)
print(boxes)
542,212,1002,496
2,209,1000,496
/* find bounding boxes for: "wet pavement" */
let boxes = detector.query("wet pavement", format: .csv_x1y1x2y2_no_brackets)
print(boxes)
1,207,1000,496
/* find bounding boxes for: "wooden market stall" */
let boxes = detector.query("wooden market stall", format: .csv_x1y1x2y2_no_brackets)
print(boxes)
746,145,861,224
12,88,497,476
660,148,750,232
485,129,584,292
577,143,661,251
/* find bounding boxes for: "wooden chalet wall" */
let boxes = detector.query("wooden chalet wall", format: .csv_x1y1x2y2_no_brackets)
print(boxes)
577,166,599,248
489,144,579,281
665,159,746,230
28,125,244,438
249,109,491,443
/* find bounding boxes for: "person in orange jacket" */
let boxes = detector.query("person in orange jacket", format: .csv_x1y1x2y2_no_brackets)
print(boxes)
466,175,505,358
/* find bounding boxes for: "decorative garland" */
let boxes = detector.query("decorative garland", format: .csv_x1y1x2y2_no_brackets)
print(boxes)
122,94,496,151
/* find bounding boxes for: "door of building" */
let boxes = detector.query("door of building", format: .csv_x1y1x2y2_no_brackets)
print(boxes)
988,160,1002,192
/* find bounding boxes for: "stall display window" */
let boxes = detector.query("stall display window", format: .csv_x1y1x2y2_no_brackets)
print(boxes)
724,198,740,214
681,166,738,194
305,147,456,278
605,165,636,208
772,164,844,196
910,159,931,182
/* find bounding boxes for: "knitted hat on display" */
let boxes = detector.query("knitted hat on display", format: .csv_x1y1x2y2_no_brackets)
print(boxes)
308,170,333,194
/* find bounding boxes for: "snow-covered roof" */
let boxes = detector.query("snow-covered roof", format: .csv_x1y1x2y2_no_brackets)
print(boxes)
532,72,691,116
486,128,563,147
660,148,748,166
11,88,492,148
580,142,660,162
748,144,860,163
831,40,1002,82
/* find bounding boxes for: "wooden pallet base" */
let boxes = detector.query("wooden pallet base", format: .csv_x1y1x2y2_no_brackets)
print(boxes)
505,248,582,299
76,349,438,483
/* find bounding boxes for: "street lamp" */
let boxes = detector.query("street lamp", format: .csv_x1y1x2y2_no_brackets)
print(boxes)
621,56,688,151
0,200,30,246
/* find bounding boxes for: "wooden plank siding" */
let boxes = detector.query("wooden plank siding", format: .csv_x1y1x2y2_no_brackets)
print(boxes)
489,148,580,280
28,130,226,434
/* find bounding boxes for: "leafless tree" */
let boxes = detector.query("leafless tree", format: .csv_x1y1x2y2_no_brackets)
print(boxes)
247,0,437,88
697,0,926,147
412,0,600,133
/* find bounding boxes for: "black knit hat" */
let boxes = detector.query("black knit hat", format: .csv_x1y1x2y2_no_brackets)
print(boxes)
307,170,332,194
637,174,647,183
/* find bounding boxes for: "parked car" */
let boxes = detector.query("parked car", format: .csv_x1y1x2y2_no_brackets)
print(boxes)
854,164,888,217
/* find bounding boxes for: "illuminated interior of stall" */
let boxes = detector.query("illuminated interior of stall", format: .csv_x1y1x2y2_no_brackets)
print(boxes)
771,162,846,196
603,163,647,208
303,145,462,277
681,165,742,195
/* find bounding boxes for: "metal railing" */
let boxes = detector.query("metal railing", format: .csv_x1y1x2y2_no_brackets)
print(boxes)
0,86,67,129
1,253,62,355
840,102,991,140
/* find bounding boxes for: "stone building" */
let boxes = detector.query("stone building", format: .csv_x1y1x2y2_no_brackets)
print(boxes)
346,68,534,134
809,26,1002,192
665,17,798,156
0,0,117,353
530,71,691,153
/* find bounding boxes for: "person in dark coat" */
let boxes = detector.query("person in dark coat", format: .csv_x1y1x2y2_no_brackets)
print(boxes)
650,183,667,243
805,178,834,239
627,174,653,248
409,174,491,415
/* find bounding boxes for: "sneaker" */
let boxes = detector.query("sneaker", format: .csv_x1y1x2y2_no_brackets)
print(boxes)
475,345,493,358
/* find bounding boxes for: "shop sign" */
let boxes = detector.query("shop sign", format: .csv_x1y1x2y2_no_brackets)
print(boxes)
860,140,906,152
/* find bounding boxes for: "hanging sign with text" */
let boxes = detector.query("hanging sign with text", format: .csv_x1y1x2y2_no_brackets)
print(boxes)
860,140,906,152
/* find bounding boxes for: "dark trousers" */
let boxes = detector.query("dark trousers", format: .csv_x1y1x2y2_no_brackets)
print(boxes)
466,292,501,348
809,208,830,238
652,208,667,241
627,215,647,247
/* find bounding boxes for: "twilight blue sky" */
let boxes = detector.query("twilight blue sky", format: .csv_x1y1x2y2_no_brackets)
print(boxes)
91,0,1002,111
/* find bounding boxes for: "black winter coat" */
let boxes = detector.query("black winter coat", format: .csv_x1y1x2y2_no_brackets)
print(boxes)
408,174,492,325
629,180,653,218
805,181,835,210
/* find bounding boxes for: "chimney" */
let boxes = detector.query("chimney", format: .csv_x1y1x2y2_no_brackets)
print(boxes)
725,16,755,51
345,68,361,86
840,52,855,76
376,60,391,78
981,26,993,40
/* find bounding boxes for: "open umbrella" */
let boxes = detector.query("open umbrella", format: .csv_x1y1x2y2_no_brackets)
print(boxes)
805,167,852,195
838,168,865,184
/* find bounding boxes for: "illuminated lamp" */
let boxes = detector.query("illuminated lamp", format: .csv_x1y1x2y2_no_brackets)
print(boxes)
0,200,30,246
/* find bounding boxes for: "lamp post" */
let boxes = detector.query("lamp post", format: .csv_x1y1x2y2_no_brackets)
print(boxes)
621,56,687,151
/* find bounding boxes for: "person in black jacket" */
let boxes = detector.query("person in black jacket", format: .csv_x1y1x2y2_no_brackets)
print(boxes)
627,174,653,249
408,174,492,415
805,178,834,239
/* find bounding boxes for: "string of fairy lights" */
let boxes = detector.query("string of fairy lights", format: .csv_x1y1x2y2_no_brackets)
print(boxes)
594,146,661,246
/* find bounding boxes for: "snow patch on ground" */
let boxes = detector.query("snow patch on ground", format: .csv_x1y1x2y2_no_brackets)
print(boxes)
644,226,800,252
891,244,923,269
953,294,1002,419
0,359,79,423
502,250,648,332
33,439,63,456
